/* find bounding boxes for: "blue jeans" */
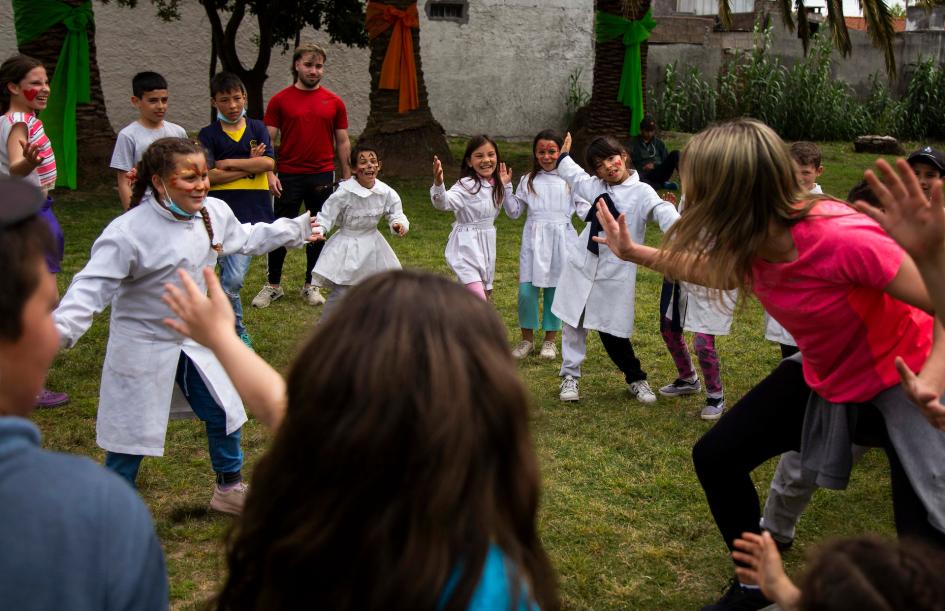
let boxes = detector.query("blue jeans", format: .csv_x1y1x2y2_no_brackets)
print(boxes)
219,253,252,336
105,353,244,487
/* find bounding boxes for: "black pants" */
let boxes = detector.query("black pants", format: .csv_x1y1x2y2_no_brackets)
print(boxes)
598,332,646,384
692,358,945,559
639,150,680,187
267,171,333,286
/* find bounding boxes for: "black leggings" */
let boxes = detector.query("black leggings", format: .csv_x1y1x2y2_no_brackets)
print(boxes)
598,332,646,384
267,171,333,286
692,358,945,559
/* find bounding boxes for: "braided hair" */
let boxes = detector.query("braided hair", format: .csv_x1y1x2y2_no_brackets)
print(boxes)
130,137,222,252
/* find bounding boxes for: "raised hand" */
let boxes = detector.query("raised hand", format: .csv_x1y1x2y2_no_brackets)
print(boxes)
19,139,43,168
162,268,235,350
732,532,801,609
433,155,444,186
498,162,512,185
562,132,572,154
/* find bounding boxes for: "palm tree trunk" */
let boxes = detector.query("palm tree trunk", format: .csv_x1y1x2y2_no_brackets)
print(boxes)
18,0,115,187
359,0,452,176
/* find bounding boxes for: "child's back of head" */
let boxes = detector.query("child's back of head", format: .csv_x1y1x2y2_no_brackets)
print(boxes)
215,270,558,611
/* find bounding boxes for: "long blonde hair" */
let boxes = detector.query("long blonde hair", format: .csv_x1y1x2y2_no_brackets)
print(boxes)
662,119,823,294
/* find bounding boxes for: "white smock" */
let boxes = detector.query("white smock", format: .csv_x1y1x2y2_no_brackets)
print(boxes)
430,177,508,289
311,177,408,287
505,170,591,288
54,193,313,456
551,154,680,338
678,283,737,336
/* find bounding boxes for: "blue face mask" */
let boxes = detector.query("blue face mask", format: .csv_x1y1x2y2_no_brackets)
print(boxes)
159,179,197,219
217,108,246,125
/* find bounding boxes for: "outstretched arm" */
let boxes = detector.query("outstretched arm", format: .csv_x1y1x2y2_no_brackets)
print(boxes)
163,268,286,429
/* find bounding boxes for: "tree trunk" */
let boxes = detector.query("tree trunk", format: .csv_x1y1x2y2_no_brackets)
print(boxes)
19,0,115,187
571,0,652,166
359,1,452,176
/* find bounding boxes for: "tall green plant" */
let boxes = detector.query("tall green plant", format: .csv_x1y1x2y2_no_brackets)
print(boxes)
649,61,717,133
898,58,945,141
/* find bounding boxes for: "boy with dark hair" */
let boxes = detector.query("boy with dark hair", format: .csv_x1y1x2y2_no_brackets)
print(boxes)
629,116,679,189
906,146,945,201
789,141,824,193
197,71,275,348
110,71,187,210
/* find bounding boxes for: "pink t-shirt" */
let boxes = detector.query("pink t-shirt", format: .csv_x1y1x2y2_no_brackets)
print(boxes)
752,200,933,403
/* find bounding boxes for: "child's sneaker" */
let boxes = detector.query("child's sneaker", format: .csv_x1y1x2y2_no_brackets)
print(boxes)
699,577,772,611
559,375,579,402
210,482,248,516
251,284,283,308
701,397,726,421
36,388,69,408
300,285,326,306
628,380,657,404
239,332,254,350
539,341,558,360
512,340,534,359
659,377,702,396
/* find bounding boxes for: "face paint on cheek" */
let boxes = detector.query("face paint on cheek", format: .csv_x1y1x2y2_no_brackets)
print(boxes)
23,89,39,102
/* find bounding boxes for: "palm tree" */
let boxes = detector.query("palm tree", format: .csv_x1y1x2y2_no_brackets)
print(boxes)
358,0,452,175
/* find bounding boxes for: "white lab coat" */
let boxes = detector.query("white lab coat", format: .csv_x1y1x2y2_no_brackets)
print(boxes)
505,171,591,288
55,193,313,456
551,155,680,338
430,177,509,289
678,283,737,336
311,177,408,287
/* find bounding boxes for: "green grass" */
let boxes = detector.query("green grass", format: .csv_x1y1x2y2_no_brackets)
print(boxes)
39,137,920,609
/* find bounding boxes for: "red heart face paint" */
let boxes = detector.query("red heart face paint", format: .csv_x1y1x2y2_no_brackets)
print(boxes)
23,89,39,102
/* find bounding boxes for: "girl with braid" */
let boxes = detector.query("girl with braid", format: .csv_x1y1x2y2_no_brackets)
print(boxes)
54,137,321,515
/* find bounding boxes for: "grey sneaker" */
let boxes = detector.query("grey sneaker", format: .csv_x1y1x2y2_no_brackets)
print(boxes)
251,284,284,308
628,380,657,404
659,377,702,396
301,285,326,306
701,397,726,421
539,341,558,360
210,482,248,516
559,375,579,402
512,340,534,360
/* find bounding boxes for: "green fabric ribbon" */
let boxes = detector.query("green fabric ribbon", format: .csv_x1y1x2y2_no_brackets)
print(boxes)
12,0,94,189
595,9,657,137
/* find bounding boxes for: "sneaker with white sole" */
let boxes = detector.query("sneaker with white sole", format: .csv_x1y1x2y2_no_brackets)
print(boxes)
628,380,657,404
301,285,326,306
701,397,726,421
251,284,284,308
539,341,558,360
512,340,534,359
559,375,579,401
659,377,702,396
210,482,248,516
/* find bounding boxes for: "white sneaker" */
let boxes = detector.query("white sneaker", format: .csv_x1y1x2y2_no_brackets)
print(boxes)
251,284,284,308
301,285,326,306
539,341,558,360
559,375,579,401
628,380,657,404
512,340,534,360
210,482,248,516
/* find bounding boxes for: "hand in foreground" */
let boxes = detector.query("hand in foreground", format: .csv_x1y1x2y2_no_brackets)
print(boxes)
896,356,945,432
392,223,407,237
163,268,235,350
732,532,801,610
268,171,282,198
591,198,637,261
853,158,945,265
433,155,444,186
498,162,512,185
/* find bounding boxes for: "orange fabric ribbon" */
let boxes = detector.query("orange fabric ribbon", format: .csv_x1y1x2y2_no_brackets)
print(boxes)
365,2,420,113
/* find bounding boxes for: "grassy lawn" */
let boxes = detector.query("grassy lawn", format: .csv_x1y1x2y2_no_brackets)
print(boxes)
38,137,932,609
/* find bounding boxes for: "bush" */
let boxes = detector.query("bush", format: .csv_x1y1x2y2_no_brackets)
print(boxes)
650,61,717,133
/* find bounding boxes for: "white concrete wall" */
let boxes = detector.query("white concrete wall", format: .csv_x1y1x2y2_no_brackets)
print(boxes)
0,0,594,139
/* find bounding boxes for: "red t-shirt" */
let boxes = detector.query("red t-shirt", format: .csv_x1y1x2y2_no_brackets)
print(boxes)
751,200,933,403
264,86,348,175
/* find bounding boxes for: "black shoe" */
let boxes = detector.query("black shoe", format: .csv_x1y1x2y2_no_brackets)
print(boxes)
699,578,772,611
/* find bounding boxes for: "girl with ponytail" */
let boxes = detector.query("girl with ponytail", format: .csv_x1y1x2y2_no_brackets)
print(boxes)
53,137,321,515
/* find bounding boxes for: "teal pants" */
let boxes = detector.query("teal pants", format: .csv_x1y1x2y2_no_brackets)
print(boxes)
518,282,561,331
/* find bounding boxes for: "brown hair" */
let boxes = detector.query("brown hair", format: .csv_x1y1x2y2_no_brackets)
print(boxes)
214,271,559,611
0,55,44,114
459,134,505,208
291,43,327,82
800,537,945,610
789,141,822,169
130,137,222,252
528,129,564,194
0,214,54,341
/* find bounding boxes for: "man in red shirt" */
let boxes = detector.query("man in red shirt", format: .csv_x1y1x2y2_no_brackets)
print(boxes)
253,42,351,308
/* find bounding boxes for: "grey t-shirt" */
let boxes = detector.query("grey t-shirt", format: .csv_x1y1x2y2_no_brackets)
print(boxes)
110,120,187,171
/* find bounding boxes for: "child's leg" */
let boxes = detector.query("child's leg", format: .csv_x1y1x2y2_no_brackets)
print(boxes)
693,333,723,398
560,319,589,378
659,281,696,380
518,282,539,342
175,354,243,485
218,254,252,337
779,343,799,359
104,452,145,487
465,281,488,301
321,284,349,319
598,332,646,384
541,287,562,341
759,451,815,545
